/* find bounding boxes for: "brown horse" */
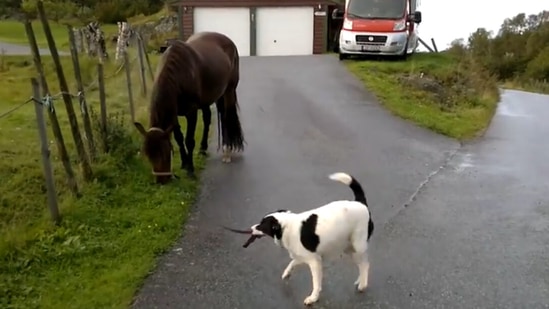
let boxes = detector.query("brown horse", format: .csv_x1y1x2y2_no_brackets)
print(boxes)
134,31,245,184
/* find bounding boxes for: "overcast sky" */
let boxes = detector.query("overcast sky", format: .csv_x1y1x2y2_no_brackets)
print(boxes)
416,0,547,51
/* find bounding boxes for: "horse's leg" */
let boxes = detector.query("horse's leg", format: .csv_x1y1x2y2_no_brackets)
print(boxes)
184,109,198,177
173,118,189,170
199,106,211,156
215,97,231,163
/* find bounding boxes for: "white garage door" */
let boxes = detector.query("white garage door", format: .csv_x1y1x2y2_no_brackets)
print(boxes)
256,7,314,56
193,8,251,57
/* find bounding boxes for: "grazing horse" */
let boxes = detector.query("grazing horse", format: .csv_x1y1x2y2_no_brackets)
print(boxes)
134,31,245,184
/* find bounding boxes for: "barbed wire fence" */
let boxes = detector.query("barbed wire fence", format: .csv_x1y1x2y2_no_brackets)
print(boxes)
0,1,154,224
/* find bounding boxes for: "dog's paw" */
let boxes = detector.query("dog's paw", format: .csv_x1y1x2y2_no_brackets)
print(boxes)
303,295,319,306
356,281,368,292
354,277,368,292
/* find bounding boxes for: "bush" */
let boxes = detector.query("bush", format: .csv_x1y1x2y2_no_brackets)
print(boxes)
92,1,127,24
89,106,139,169
465,10,549,93
524,45,549,81
92,0,165,24
20,0,79,21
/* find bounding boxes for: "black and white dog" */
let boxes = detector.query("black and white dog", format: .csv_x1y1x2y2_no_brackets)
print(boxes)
243,172,374,306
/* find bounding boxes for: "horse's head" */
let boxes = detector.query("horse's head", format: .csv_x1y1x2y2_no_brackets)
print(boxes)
134,122,175,184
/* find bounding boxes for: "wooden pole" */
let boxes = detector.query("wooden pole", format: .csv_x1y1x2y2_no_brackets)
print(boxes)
140,35,154,81
137,35,147,97
418,37,435,53
31,77,61,225
430,38,439,53
177,5,184,40
24,19,79,196
123,51,135,123
97,63,108,153
68,25,96,161
37,0,93,181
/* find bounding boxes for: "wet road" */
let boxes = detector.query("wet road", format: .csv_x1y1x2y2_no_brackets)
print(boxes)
0,41,67,55
132,56,549,309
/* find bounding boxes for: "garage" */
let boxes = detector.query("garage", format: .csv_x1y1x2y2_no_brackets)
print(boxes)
193,8,251,57
175,0,331,57
256,7,314,56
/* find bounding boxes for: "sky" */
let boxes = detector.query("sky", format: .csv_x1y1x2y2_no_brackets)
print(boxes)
416,0,548,51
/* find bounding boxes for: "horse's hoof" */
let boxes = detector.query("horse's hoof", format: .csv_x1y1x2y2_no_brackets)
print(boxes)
186,171,197,179
221,156,232,163
199,149,208,156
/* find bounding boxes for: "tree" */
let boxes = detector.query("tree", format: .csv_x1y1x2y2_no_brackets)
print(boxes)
452,9,549,87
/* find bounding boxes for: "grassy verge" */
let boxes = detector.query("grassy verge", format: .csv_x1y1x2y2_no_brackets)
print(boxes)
501,79,549,95
345,52,501,140
0,19,119,49
0,33,206,308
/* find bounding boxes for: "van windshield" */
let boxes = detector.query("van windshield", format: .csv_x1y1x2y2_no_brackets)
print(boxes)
347,0,406,19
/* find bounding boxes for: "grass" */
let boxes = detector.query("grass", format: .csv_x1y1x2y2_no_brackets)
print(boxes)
0,19,119,49
501,78,549,95
345,52,501,140
0,24,207,308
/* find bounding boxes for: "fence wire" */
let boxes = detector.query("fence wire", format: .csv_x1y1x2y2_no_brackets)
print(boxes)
0,54,138,121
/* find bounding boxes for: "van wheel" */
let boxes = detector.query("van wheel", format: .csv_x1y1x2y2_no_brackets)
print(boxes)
339,53,348,61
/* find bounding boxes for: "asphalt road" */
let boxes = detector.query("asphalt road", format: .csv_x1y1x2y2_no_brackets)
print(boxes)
0,41,67,55
131,56,549,309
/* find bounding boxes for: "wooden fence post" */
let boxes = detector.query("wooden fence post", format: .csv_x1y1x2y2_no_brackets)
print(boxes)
31,77,61,225
97,63,108,153
139,36,154,81
123,51,135,123
24,19,80,196
68,25,96,161
37,0,93,181
430,38,439,53
137,35,147,97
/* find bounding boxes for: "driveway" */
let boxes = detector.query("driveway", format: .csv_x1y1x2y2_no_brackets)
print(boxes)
131,56,549,308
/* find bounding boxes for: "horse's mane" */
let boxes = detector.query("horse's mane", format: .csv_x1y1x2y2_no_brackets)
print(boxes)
149,41,200,127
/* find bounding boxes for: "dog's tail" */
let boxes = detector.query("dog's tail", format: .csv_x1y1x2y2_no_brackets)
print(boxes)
328,172,368,206
329,172,374,241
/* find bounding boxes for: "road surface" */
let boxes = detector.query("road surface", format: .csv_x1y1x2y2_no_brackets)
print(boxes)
0,41,67,55
132,56,549,309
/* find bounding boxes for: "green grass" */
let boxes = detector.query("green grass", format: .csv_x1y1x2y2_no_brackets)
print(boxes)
0,30,207,308
0,19,119,49
501,79,549,95
345,52,501,140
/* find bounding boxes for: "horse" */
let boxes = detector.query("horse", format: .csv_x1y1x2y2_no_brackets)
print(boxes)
133,31,245,184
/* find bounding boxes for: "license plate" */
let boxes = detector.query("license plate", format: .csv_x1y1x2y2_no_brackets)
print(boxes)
361,45,381,51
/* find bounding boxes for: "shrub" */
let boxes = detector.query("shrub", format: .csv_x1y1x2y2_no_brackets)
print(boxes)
524,45,549,81
89,105,139,170
92,1,127,24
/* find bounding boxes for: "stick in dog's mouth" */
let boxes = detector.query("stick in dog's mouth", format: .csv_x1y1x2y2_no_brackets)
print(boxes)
221,226,263,248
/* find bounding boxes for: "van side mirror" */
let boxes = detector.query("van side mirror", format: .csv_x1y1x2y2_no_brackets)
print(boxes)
408,11,422,23
332,8,344,19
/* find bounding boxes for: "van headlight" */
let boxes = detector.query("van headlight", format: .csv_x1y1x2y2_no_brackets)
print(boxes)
343,19,353,30
393,20,406,31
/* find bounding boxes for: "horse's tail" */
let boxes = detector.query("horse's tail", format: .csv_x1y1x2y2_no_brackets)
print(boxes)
219,46,245,152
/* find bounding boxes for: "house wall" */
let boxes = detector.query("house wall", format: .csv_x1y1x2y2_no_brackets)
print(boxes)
175,1,330,54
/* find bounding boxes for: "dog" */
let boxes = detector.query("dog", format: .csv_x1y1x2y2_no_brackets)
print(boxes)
247,172,374,306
